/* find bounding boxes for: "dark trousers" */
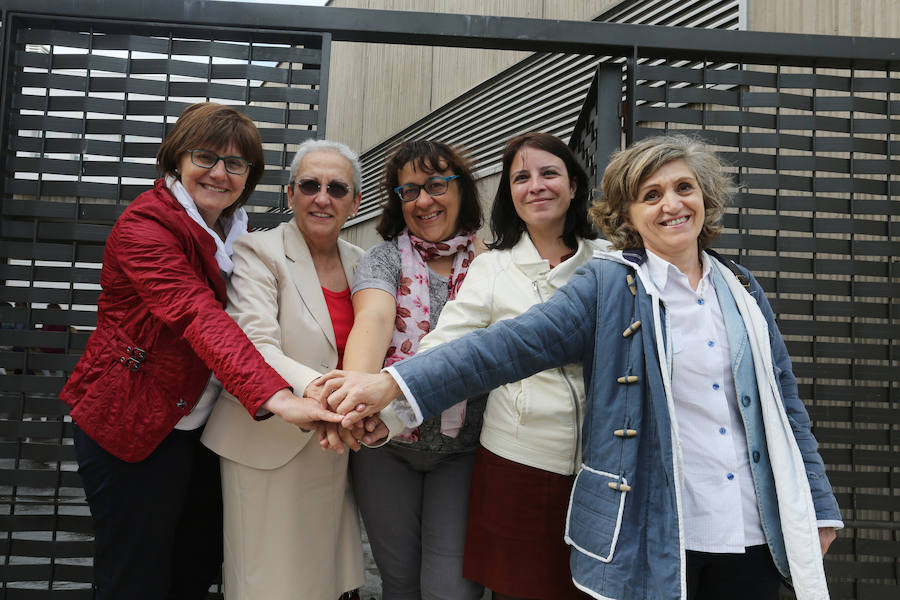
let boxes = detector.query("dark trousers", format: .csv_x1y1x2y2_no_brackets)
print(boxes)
686,544,783,600
74,423,223,600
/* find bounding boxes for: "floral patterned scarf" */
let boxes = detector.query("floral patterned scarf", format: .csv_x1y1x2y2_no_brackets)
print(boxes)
385,227,476,441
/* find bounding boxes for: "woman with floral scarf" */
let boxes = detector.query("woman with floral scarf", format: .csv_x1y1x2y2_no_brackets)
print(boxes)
341,140,486,600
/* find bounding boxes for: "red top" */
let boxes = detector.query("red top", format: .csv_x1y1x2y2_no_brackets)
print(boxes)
60,179,289,462
322,286,353,369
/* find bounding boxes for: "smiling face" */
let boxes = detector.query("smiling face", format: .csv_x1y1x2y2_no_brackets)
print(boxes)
627,159,705,268
288,149,361,243
509,146,575,237
398,160,461,242
177,143,249,228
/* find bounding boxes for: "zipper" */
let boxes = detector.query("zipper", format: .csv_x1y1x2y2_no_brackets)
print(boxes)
532,279,582,474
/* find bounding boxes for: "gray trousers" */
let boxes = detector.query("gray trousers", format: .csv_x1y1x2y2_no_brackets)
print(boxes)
351,444,484,600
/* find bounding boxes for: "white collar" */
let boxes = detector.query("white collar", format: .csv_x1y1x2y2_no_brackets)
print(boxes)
165,175,248,275
645,249,712,296
510,234,600,286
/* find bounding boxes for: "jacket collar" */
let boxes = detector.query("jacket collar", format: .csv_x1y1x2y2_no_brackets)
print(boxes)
154,179,228,304
510,234,596,288
644,250,713,297
282,220,356,351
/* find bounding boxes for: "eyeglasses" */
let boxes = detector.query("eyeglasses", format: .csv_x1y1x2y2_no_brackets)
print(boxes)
394,175,459,203
292,178,352,199
188,149,252,175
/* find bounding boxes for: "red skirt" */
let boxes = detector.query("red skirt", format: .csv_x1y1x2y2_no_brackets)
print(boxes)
463,446,589,599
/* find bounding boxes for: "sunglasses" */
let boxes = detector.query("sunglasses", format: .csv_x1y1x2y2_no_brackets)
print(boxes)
394,175,459,203
188,149,251,175
292,178,352,199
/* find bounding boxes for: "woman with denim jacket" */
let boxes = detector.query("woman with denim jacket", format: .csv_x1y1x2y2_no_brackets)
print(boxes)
320,135,842,600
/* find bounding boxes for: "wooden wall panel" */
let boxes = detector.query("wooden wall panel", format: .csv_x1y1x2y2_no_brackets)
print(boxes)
749,0,900,38
324,33,368,154
542,0,621,21
326,0,618,154
429,0,538,110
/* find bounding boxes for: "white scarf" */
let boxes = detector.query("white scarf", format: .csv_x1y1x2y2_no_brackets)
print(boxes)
712,259,828,600
165,175,248,275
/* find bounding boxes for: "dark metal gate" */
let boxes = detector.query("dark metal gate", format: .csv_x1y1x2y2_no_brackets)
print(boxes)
0,1,897,598
571,53,898,600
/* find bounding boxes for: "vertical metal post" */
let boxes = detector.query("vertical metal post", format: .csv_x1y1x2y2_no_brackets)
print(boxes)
592,63,625,184
624,48,637,147
0,11,15,209
317,32,332,140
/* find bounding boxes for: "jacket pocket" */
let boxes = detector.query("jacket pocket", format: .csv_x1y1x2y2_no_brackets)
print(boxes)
502,381,526,426
565,465,627,563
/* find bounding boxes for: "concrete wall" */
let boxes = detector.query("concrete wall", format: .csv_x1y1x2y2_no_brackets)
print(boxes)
325,0,619,153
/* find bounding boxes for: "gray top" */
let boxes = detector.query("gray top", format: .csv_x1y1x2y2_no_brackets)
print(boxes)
352,239,484,454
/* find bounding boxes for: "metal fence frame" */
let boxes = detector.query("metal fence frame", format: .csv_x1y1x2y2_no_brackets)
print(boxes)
0,1,897,598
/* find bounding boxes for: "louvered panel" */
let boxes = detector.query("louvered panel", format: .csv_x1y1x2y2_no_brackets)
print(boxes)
576,52,899,600
0,12,330,597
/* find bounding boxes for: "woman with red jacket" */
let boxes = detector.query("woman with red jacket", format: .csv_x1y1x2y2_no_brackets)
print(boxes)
59,102,342,600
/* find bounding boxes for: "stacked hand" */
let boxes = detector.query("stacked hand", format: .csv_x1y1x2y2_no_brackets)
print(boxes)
317,370,401,422
299,372,400,452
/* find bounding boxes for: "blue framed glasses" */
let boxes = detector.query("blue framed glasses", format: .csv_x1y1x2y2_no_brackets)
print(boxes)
394,175,459,203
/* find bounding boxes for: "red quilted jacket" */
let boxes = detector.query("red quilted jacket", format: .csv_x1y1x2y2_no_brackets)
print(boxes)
60,180,289,462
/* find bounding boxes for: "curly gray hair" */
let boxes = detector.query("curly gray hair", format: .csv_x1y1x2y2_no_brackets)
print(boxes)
590,135,731,251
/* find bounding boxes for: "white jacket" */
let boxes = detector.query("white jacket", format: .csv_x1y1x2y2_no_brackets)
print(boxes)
419,234,606,474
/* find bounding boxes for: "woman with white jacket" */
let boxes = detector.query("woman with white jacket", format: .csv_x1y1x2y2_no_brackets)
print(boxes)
419,133,603,599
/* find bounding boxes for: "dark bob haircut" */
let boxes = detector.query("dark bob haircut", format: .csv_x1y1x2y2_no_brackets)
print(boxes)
156,102,265,218
488,132,596,250
375,140,482,240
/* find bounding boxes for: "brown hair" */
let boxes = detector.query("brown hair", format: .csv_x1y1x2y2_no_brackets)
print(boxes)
488,132,596,250
590,135,730,250
375,140,482,240
156,102,264,218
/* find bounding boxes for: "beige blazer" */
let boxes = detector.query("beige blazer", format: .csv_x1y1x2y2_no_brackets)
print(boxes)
202,221,363,469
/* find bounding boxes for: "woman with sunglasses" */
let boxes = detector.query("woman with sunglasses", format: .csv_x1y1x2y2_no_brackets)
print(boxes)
340,140,487,599
202,139,387,600
60,103,341,600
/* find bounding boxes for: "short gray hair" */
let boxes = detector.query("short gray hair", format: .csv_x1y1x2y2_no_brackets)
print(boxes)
289,139,361,194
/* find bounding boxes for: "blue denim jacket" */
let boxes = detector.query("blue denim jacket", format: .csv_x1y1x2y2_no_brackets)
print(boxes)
394,253,840,599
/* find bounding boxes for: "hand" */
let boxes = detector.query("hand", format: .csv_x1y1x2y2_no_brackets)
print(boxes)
819,526,836,556
317,370,401,428
361,414,390,445
316,421,361,454
303,378,328,406
262,388,343,430
317,414,389,452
